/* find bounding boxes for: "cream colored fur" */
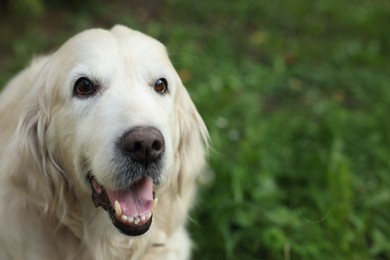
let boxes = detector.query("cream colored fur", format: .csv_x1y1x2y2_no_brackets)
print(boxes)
0,25,208,259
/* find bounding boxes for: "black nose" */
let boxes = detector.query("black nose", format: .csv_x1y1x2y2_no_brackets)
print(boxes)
121,126,164,166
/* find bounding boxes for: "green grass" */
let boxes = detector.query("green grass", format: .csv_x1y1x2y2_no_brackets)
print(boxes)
1,0,390,259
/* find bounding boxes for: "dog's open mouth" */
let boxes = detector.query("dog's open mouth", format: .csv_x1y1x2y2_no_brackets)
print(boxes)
87,175,157,236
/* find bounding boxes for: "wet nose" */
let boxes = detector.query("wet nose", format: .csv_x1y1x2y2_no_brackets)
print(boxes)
121,126,164,166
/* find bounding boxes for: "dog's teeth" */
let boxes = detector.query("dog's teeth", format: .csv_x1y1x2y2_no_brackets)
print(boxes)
145,212,151,221
134,217,140,225
140,214,146,222
121,215,128,222
152,198,158,212
114,200,122,217
128,216,134,223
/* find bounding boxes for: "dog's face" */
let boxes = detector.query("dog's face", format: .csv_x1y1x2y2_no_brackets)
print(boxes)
38,26,186,236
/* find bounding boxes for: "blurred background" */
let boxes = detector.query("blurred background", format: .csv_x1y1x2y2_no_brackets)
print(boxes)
1,0,389,259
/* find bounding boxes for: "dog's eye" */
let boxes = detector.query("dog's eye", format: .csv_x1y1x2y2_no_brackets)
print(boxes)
74,77,97,97
153,78,168,94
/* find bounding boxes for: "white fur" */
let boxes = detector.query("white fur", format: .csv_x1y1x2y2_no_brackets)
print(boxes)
0,25,208,259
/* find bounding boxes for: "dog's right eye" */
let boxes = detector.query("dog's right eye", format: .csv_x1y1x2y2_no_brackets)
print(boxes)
73,77,97,98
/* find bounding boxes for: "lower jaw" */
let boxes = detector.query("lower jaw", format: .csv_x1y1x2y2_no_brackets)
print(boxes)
110,209,153,236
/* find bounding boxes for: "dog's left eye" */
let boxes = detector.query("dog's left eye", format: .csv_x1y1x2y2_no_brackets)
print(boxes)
153,78,168,94
74,77,97,97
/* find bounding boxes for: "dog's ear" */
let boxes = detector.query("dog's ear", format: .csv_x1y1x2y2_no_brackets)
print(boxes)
8,71,71,220
173,80,209,198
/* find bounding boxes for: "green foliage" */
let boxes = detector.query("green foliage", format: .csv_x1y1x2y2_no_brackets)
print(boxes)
9,0,45,17
1,0,389,258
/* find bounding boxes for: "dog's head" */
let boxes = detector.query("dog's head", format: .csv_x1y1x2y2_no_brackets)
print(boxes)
14,25,208,237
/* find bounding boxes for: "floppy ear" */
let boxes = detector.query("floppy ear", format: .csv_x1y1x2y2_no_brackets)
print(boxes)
173,82,209,198
7,71,71,221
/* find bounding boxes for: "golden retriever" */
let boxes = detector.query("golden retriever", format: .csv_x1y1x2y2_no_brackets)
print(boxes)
0,25,208,259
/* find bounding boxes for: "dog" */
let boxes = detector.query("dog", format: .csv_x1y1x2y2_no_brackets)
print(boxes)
0,25,208,259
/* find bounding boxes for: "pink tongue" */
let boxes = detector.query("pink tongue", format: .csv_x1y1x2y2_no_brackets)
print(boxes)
106,177,153,216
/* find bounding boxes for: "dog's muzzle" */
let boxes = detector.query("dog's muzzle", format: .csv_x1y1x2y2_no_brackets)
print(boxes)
86,126,163,236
